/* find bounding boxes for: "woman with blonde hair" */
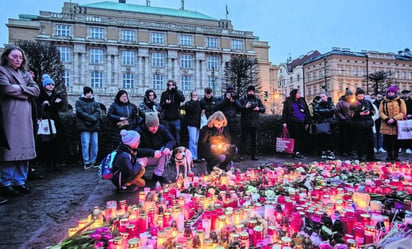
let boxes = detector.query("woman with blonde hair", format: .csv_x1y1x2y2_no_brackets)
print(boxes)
198,111,237,173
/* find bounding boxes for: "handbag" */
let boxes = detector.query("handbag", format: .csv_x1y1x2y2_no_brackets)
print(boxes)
276,127,295,154
37,118,56,142
116,119,129,129
397,118,412,140
200,113,208,129
314,122,331,135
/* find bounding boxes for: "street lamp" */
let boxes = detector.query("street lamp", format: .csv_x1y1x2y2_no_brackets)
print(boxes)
272,90,287,115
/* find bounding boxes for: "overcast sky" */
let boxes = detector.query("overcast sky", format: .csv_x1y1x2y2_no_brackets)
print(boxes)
1,0,411,65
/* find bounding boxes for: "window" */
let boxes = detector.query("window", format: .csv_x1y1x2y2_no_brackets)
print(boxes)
151,32,165,44
57,47,71,63
121,30,135,41
206,37,218,48
152,52,165,67
56,24,71,37
308,87,311,96
179,34,192,46
207,76,215,88
90,71,103,88
180,54,193,68
122,73,134,89
207,56,219,70
297,74,301,82
353,68,358,76
152,74,164,90
90,49,104,64
63,71,70,87
181,75,191,91
231,39,243,50
361,69,365,76
122,51,135,65
90,27,104,39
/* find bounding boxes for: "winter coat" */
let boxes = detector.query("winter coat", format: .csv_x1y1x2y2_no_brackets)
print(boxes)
335,96,352,123
183,99,201,127
135,124,176,157
0,65,40,161
215,96,242,128
199,96,218,118
138,97,163,122
107,100,139,130
379,96,407,135
198,125,232,161
350,99,374,129
282,97,311,125
160,89,185,121
239,94,265,128
37,89,63,130
75,96,101,131
111,143,142,188
313,100,336,124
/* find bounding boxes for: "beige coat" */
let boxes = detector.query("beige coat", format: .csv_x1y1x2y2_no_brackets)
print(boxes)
378,96,406,135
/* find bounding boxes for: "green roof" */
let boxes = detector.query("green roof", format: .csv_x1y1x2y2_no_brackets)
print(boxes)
82,1,217,21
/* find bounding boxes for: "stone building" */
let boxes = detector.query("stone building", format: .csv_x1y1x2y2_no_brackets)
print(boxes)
303,47,412,104
6,1,276,109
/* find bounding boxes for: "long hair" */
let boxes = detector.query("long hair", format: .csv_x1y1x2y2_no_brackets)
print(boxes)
115,90,129,103
207,111,227,128
289,89,299,102
0,45,29,70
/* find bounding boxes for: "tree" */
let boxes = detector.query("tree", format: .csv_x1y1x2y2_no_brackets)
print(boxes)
367,70,389,95
16,40,68,110
224,55,259,97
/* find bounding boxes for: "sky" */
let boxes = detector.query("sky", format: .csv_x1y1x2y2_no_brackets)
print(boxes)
1,0,411,65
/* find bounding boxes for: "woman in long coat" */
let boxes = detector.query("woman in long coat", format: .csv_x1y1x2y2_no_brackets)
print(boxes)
0,45,40,196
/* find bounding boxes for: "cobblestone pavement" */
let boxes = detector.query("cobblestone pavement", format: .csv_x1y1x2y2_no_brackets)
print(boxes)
0,151,410,249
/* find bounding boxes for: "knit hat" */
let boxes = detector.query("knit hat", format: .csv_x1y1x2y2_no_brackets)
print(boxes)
145,112,159,127
247,85,256,92
355,88,365,95
83,86,93,95
345,89,353,96
120,129,140,148
42,74,55,87
386,86,398,94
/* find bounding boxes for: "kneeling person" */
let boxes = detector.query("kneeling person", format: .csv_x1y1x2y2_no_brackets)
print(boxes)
111,130,145,193
135,112,176,183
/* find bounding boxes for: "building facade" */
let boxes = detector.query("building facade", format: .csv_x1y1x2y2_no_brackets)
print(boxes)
7,1,275,110
303,48,412,104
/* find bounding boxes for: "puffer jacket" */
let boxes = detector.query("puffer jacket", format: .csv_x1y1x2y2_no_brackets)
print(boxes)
107,100,138,130
75,96,101,131
335,96,352,122
379,96,407,135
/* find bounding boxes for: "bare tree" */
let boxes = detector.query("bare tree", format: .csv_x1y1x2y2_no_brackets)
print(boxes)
224,55,259,97
16,40,68,111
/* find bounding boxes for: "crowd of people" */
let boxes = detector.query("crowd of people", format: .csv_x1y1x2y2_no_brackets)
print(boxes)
0,45,411,200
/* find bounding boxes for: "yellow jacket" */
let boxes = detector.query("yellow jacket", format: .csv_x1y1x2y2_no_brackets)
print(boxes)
379,96,406,135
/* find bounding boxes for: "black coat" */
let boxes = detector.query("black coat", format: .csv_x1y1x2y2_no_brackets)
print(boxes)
199,96,218,118
107,100,139,130
215,96,242,127
282,97,311,124
135,124,176,157
111,144,142,188
75,96,101,131
183,99,201,127
239,94,265,128
160,89,185,121
198,125,232,160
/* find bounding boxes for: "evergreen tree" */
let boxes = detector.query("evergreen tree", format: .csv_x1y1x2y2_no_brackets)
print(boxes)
367,70,389,95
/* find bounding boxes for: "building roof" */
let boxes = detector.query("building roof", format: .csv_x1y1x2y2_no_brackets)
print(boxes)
82,1,217,21
287,50,321,72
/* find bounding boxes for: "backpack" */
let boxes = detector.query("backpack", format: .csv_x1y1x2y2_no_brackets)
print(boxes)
98,151,118,180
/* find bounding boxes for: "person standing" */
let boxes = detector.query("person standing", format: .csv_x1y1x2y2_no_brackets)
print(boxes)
183,91,202,161
199,87,218,119
75,86,101,169
0,45,40,196
379,86,407,161
160,80,185,146
238,85,265,160
313,93,336,160
350,88,375,161
138,89,163,125
400,90,412,154
372,94,385,153
282,89,311,159
107,90,139,148
36,74,64,171
335,89,354,156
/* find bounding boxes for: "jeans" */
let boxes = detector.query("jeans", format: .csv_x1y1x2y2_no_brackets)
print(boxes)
80,131,98,165
373,132,383,149
0,160,29,186
187,125,199,160
143,155,168,176
166,119,181,146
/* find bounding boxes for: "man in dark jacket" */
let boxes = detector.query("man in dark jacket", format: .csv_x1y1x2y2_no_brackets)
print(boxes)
183,91,201,161
160,80,185,146
200,87,218,118
215,86,242,147
135,112,176,183
75,86,101,169
238,85,265,160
